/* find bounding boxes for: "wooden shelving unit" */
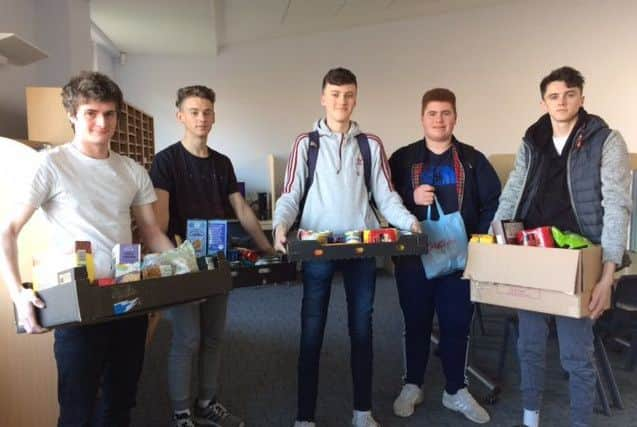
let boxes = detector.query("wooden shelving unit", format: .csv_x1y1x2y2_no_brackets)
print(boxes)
110,103,155,170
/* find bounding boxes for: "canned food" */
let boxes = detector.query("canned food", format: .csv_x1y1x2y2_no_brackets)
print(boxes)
344,230,362,244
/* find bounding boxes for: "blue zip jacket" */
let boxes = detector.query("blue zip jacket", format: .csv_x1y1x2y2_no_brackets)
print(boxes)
388,138,501,236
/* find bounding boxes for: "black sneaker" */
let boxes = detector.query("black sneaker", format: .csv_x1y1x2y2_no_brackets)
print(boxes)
172,412,196,427
194,401,245,427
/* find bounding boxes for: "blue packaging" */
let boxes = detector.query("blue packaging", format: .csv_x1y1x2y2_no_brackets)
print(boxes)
186,219,208,257
207,220,228,256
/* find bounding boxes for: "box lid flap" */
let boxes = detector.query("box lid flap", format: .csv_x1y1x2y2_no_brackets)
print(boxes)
464,243,591,294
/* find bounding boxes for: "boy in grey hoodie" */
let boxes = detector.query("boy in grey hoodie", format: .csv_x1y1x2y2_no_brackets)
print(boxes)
273,68,420,427
493,66,631,427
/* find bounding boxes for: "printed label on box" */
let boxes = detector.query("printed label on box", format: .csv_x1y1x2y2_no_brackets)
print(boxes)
113,297,141,315
187,219,208,257
207,220,228,256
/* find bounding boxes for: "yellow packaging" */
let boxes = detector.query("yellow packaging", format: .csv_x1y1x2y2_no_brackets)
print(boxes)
469,234,495,244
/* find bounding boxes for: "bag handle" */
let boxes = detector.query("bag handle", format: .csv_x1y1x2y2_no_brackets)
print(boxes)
425,196,444,220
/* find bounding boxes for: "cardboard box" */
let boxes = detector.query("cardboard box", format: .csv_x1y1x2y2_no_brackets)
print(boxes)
15,259,233,331
287,233,428,262
186,219,208,257
463,243,605,318
207,220,228,256
112,244,141,283
230,262,298,288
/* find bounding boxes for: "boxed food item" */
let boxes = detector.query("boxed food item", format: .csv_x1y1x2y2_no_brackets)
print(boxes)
186,219,208,257
491,220,524,244
112,243,141,283
32,241,96,290
463,242,606,318
207,220,228,256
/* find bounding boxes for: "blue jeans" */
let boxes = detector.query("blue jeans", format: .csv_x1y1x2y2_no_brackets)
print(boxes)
517,310,596,427
54,315,148,427
297,258,377,421
393,255,473,393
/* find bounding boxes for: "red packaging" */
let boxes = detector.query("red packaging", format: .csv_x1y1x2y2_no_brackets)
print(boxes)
97,277,116,287
516,226,555,248
364,228,398,244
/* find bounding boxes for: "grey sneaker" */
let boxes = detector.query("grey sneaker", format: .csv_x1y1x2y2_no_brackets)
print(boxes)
194,401,245,427
442,388,490,424
173,412,196,427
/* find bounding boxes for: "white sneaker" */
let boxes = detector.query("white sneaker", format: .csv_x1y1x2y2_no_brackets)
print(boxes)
393,384,424,417
442,388,490,424
293,421,316,427
352,410,380,427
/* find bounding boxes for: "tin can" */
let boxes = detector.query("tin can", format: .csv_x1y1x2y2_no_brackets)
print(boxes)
344,230,362,244
316,231,331,245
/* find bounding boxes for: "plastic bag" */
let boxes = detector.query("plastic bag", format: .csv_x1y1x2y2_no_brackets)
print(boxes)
420,199,468,279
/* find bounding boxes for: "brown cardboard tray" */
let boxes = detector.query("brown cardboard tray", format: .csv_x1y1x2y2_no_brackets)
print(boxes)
286,233,428,262
230,261,298,288
16,259,233,332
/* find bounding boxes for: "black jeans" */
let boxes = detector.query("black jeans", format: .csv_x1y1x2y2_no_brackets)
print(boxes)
54,315,148,427
393,256,473,394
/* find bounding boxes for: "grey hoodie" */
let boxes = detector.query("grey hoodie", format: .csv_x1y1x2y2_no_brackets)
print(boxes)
273,119,417,233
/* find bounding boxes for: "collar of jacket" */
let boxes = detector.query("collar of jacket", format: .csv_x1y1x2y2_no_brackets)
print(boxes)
523,108,609,150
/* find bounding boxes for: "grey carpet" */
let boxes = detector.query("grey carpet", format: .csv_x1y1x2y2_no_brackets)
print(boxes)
132,272,637,427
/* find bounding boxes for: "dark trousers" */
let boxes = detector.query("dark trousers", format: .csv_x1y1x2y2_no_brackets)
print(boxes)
297,258,376,421
393,255,473,394
54,315,148,427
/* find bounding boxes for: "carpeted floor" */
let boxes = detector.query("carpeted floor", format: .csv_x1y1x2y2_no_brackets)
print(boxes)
132,272,637,427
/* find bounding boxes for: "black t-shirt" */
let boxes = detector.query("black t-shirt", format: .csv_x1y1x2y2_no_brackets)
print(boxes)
149,142,239,241
524,138,580,233
420,148,459,220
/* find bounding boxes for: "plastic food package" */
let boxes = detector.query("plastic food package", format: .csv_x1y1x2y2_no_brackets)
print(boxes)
551,227,592,249
158,241,199,275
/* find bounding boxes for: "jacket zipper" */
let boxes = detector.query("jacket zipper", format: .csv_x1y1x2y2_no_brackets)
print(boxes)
337,134,344,174
566,131,584,233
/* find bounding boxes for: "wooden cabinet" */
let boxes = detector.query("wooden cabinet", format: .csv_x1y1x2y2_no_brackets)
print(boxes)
26,87,155,170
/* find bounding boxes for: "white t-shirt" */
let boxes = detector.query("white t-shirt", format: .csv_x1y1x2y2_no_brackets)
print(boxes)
20,144,156,278
553,135,568,155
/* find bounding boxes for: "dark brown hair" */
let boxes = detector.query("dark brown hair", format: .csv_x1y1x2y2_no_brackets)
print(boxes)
421,88,456,116
176,85,216,108
322,67,357,90
61,71,123,116
540,66,585,97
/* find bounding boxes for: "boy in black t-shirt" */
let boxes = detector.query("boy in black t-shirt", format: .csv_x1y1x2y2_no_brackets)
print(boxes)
150,86,273,427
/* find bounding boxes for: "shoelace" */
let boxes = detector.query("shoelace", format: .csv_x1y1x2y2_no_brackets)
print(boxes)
454,391,478,411
212,402,230,419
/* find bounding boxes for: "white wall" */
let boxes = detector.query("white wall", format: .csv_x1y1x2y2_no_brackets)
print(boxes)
116,0,637,193
93,42,116,77
0,0,37,139
0,0,93,139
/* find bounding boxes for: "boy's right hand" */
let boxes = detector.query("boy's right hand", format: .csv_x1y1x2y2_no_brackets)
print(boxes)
413,184,435,206
14,288,47,334
274,225,288,254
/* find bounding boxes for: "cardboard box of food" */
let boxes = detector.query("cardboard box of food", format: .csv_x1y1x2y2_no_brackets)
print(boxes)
15,258,233,332
463,243,605,318
287,233,428,262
